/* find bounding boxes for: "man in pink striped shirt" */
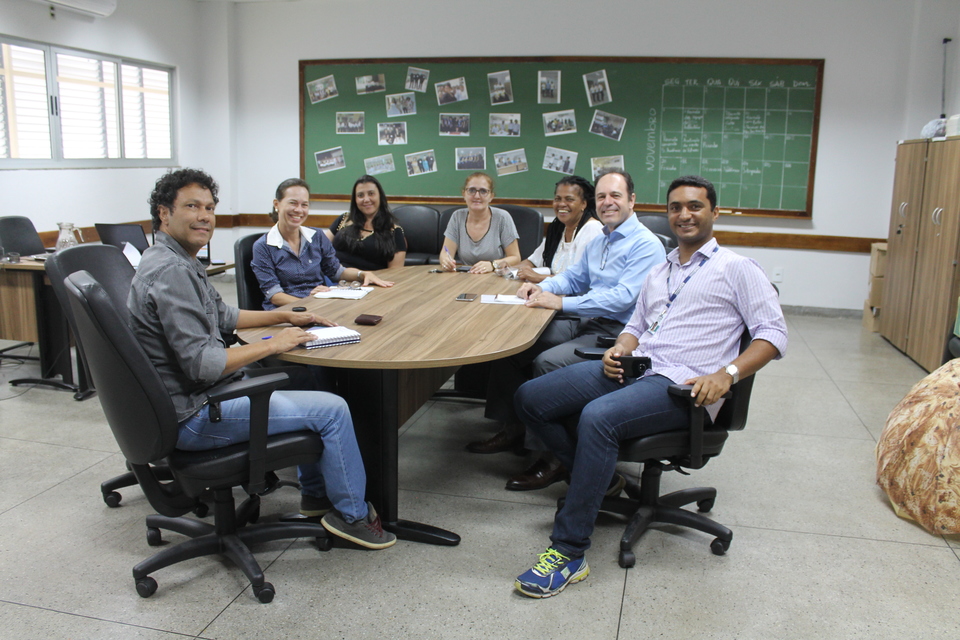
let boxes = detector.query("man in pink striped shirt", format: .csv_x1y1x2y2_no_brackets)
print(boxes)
513,175,788,598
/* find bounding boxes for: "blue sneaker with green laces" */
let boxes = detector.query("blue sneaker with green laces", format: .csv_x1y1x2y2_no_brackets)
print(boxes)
515,548,589,598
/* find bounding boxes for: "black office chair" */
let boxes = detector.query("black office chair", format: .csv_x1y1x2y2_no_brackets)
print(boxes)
391,205,440,265
64,270,331,603
579,331,755,568
234,233,266,311
45,244,163,506
95,223,150,254
497,204,544,260
636,212,679,251
430,207,460,265
0,216,47,364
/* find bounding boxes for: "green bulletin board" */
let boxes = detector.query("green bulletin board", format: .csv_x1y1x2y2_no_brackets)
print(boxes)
299,57,824,219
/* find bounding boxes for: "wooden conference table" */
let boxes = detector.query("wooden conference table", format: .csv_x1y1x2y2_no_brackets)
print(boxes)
0,255,233,398
236,265,555,545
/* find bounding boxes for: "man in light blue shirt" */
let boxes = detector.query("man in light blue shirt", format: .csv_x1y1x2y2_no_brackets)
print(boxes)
474,170,666,492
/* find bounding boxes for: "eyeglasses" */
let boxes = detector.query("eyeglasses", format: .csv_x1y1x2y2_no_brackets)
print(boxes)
465,187,491,197
600,242,611,270
337,280,362,289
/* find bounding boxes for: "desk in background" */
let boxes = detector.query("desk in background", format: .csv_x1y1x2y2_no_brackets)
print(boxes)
0,256,233,398
237,265,554,545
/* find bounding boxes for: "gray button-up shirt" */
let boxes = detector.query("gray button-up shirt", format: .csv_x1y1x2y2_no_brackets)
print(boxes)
128,231,240,422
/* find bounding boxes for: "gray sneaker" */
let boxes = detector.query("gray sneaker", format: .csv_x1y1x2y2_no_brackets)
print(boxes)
321,502,397,549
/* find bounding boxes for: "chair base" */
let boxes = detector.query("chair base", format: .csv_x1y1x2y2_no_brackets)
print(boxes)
0,341,39,362
133,489,330,603
595,462,733,568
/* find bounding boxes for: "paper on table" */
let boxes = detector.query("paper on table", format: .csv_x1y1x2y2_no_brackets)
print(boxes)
122,241,141,268
480,294,525,305
313,287,373,300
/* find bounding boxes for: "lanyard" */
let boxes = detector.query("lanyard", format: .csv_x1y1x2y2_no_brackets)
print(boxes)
648,246,718,334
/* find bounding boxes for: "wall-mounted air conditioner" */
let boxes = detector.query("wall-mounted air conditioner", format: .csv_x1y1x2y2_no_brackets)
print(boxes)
27,0,118,18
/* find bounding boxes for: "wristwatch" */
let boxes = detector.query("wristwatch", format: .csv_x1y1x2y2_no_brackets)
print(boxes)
491,260,499,272
724,363,739,384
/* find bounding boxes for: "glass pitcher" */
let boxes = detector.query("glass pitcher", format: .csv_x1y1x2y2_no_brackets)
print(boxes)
55,222,83,252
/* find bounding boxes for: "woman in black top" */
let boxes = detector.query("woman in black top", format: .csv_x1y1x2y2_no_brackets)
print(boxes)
327,175,407,271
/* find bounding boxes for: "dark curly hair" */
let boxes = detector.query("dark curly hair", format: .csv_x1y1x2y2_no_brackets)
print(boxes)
542,175,598,267
333,175,398,261
149,168,219,231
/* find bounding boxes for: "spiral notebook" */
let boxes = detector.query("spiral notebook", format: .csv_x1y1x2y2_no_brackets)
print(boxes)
301,325,361,349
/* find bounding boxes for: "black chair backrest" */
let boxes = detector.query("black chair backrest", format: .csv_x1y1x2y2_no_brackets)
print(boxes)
64,271,180,464
234,233,265,310
437,205,544,260
636,213,678,251
0,215,46,256
95,223,150,254
391,205,440,255
497,204,544,259
46,244,136,384
711,330,755,432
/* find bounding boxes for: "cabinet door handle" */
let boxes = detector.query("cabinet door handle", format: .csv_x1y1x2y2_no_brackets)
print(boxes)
899,202,907,218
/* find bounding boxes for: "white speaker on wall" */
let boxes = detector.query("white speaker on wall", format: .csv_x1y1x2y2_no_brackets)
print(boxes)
26,0,118,18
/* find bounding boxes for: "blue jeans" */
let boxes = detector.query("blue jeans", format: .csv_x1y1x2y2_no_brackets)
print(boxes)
515,360,689,558
178,390,368,523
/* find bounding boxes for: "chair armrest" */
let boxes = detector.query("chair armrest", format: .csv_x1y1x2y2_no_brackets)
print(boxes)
574,347,606,360
667,384,732,469
206,372,289,494
596,335,616,348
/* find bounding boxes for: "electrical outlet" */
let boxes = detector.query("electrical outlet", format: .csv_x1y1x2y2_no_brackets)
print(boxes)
772,267,784,283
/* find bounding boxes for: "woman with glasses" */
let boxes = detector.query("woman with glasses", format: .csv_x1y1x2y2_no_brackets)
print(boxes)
515,175,603,284
251,177,393,311
438,172,521,273
327,175,407,271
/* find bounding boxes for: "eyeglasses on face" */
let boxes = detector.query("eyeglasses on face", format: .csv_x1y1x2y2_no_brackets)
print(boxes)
465,187,491,197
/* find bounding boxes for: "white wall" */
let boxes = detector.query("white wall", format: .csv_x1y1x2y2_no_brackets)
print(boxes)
0,0,232,247
3,0,960,309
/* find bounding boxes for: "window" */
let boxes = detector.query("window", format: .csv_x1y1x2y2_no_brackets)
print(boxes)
0,36,175,168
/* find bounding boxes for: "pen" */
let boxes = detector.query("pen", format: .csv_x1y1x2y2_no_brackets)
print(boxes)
261,336,271,340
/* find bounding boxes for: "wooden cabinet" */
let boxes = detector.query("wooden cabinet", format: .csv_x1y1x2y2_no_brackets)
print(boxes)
881,137,960,371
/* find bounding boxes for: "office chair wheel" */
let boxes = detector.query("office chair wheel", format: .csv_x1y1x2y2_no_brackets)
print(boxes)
146,527,163,547
710,538,729,555
103,491,122,508
618,550,636,568
192,502,209,518
253,581,275,603
697,498,715,512
316,536,333,552
136,576,158,598
248,504,260,524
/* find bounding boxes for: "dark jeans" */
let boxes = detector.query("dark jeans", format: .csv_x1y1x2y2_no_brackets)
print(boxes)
515,360,689,557
484,316,623,447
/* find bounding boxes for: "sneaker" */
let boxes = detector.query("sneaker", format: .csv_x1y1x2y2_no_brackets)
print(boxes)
321,501,397,549
605,473,626,497
300,494,333,518
515,548,589,598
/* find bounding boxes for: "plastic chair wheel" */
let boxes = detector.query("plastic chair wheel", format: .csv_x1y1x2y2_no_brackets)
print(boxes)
253,581,275,603
136,576,158,598
193,502,209,518
697,498,715,512
316,536,333,552
103,491,122,508
711,537,729,555
146,527,163,546
618,550,636,568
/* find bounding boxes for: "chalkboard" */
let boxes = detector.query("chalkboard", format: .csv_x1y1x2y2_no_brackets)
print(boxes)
299,57,824,219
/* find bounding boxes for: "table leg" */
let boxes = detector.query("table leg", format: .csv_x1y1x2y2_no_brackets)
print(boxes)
337,367,460,546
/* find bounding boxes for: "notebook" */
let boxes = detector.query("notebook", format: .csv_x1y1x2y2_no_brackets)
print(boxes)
301,325,361,349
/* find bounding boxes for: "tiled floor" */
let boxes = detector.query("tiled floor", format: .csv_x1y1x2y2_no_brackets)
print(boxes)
1,281,958,638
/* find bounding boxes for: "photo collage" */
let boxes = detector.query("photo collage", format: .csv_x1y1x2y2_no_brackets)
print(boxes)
306,65,627,180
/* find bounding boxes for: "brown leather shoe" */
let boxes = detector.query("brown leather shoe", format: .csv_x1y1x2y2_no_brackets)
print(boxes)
466,429,524,454
505,458,569,491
